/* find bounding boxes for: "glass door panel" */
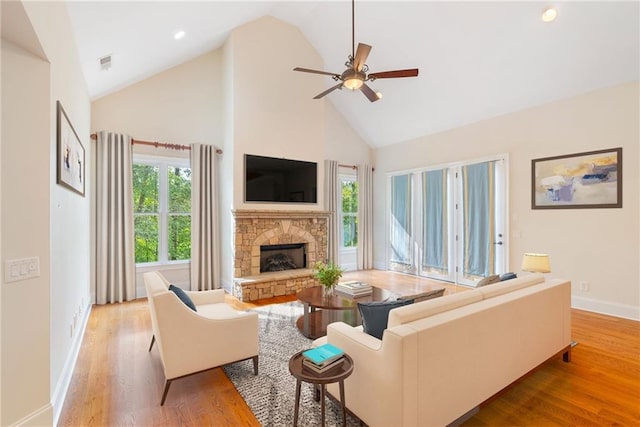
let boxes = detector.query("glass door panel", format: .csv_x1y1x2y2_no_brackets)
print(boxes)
389,174,414,274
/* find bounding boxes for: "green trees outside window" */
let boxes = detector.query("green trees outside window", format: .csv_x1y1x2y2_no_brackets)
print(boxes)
133,161,191,264
341,180,358,248
168,167,191,261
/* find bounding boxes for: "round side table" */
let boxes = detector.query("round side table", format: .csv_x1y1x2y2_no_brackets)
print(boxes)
288,350,354,427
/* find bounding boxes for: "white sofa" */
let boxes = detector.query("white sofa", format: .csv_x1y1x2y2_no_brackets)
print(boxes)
144,271,259,405
316,274,571,426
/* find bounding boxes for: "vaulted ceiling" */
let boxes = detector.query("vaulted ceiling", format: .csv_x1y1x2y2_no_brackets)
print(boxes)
66,1,639,147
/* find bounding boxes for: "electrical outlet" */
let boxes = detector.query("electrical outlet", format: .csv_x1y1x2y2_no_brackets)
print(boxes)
579,281,589,292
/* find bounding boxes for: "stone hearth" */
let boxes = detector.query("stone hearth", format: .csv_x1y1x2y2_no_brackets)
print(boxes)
232,210,329,301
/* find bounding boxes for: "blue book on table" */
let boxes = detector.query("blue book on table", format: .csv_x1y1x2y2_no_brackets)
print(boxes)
302,343,344,366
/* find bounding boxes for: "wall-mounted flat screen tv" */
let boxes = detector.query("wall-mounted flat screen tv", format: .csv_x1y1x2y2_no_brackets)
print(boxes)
245,154,317,203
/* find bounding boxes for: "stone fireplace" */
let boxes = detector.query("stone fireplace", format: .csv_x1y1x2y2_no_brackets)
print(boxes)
232,210,330,301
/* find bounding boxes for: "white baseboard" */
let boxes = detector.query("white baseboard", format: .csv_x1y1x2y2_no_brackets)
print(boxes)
373,260,387,270
572,295,640,321
10,403,52,427
51,301,93,426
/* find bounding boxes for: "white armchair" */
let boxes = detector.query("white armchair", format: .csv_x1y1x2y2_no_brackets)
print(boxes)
143,271,259,405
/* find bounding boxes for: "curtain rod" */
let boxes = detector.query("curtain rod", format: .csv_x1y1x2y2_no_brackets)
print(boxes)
339,163,375,171
90,133,223,154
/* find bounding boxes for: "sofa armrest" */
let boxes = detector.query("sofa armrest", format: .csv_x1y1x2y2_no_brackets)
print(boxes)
327,322,383,352
326,322,415,427
186,288,226,305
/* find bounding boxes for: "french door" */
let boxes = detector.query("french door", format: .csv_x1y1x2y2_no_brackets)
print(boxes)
387,157,508,286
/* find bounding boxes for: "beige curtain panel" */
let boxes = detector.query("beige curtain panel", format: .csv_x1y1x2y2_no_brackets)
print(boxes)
95,131,136,304
357,163,374,269
190,143,220,290
324,159,340,264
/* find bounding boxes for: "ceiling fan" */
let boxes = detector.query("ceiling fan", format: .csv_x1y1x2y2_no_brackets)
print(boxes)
293,0,419,102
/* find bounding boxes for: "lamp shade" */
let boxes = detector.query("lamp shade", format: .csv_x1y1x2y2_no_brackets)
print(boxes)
521,253,551,273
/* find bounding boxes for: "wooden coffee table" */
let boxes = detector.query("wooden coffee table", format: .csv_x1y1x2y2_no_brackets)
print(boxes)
296,285,399,339
289,350,354,427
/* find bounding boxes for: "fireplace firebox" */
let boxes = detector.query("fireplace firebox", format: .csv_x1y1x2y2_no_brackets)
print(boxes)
260,243,306,273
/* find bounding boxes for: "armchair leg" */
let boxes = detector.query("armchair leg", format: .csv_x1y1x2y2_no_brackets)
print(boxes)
252,355,259,375
160,379,172,406
148,335,155,352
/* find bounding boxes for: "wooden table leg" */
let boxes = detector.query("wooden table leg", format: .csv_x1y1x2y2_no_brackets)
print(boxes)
339,379,346,426
320,384,326,427
303,303,310,337
293,379,301,427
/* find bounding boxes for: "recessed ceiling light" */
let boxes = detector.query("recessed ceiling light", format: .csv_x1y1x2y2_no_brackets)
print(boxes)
174,30,186,40
541,7,557,23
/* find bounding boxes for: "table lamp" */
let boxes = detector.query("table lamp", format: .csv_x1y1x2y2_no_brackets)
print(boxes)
521,253,551,273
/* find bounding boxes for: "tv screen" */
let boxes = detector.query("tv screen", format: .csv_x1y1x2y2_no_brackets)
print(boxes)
245,154,317,203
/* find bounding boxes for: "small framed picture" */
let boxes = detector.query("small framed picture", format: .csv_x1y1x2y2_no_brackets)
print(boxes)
56,101,85,197
531,147,622,209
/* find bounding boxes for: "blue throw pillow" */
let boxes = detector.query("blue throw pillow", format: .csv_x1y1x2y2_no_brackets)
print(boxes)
500,272,517,281
168,284,197,312
357,299,414,340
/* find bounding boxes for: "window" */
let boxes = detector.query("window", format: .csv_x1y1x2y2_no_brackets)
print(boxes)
133,156,191,265
340,178,358,248
387,156,507,286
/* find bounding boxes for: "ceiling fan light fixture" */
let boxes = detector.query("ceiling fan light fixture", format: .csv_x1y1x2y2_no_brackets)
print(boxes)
344,77,364,90
341,69,365,90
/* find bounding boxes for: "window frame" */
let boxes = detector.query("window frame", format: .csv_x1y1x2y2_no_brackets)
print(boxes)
339,174,358,252
133,154,191,267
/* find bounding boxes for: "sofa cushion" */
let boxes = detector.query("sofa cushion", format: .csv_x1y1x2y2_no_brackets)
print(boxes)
477,274,501,287
197,303,241,319
388,290,483,328
397,288,445,303
169,284,197,312
358,299,414,339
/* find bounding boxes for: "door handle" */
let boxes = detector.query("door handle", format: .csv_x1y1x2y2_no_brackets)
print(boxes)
493,241,503,245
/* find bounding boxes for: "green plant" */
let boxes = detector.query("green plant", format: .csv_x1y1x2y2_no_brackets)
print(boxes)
313,261,344,288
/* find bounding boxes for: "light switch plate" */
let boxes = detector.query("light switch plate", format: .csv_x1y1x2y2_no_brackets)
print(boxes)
4,257,40,283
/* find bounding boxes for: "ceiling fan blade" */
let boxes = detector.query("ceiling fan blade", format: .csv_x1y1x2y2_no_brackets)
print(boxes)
369,68,419,79
313,82,344,99
353,43,372,71
294,67,340,78
361,83,381,103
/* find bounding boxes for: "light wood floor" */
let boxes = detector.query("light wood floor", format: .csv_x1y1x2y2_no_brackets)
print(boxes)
58,271,640,426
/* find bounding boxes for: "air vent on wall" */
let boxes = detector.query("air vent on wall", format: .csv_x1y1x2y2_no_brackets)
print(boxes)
98,54,112,71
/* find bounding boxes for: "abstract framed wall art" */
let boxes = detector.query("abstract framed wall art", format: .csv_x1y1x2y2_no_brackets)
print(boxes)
57,101,85,196
531,147,622,209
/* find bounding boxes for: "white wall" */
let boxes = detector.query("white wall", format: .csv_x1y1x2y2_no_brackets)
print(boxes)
373,82,639,320
229,16,328,211
21,2,93,423
1,39,52,427
91,50,223,144
1,1,92,424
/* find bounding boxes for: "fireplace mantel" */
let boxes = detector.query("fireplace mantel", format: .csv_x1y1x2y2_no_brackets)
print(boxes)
232,209,331,219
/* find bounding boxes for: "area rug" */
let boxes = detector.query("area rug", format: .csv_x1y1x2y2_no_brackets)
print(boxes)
223,302,361,426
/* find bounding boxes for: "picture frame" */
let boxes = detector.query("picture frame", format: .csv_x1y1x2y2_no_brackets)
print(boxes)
531,147,622,209
57,101,85,197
